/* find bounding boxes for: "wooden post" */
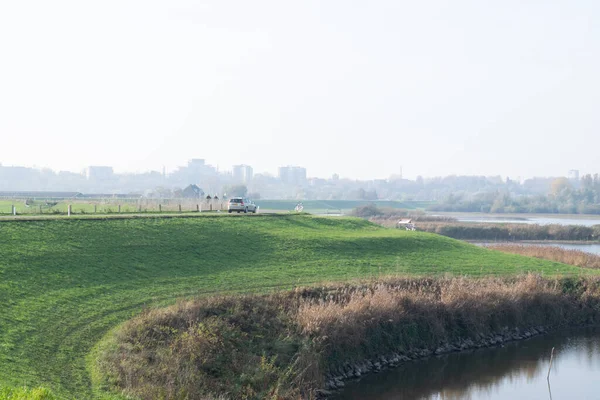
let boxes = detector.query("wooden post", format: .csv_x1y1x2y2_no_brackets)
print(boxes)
12,205,16,216
39,205,42,214
159,204,162,213
196,204,199,212
118,205,121,213
94,205,97,213
178,204,182,213
68,205,71,217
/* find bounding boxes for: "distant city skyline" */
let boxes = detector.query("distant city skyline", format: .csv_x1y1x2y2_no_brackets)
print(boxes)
2,1,599,180
0,158,588,182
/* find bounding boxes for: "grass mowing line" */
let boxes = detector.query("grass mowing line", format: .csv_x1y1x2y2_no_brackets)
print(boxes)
0,215,595,398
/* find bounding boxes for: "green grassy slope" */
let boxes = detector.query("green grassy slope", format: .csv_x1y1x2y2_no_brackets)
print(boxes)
0,214,590,398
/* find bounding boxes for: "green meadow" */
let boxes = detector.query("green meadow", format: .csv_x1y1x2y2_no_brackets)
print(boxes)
0,199,432,216
257,199,433,213
0,214,591,398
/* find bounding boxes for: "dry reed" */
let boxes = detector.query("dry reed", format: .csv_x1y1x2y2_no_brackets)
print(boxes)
487,244,600,269
95,275,600,400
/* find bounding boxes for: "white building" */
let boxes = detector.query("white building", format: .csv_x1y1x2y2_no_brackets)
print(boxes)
232,164,254,183
278,166,307,185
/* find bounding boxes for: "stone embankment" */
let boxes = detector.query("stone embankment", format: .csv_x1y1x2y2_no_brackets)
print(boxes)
319,325,549,397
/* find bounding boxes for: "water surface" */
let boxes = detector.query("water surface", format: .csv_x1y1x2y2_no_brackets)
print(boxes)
335,326,600,400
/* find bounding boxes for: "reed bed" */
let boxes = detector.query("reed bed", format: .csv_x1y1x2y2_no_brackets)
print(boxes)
95,275,600,400
487,244,600,269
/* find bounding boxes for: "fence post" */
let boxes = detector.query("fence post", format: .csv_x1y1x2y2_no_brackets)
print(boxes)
178,204,182,213
94,205,97,213
196,204,199,212
159,204,162,213
68,205,71,217
39,205,42,214
118,205,121,213
12,205,16,216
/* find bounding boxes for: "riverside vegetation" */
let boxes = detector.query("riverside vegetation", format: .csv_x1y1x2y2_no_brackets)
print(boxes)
95,275,600,399
414,221,600,241
0,214,596,399
487,244,600,269
354,204,600,241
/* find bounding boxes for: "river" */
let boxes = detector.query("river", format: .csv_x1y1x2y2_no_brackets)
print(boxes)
334,326,600,400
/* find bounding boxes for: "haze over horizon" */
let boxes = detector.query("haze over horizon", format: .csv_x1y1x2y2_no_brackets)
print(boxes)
1,1,598,180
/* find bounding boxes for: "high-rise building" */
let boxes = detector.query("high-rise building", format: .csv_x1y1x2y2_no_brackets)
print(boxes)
232,164,253,183
278,166,307,185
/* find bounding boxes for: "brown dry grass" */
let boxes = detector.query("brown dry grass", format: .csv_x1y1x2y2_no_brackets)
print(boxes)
95,276,600,400
487,244,600,269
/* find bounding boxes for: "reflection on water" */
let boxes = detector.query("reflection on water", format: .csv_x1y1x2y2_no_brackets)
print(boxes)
335,327,600,400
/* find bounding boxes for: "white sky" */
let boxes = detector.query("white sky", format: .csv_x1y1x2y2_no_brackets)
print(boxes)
0,1,598,180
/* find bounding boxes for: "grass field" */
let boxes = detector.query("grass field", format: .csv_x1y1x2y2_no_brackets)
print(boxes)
0,199,433,216
257,199,434,213
0,214,592,399
0,199,217,215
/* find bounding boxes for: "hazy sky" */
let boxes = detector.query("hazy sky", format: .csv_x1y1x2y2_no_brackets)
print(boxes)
1,1,598,180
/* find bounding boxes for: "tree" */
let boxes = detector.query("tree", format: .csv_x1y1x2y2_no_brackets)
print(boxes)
550,178,572,197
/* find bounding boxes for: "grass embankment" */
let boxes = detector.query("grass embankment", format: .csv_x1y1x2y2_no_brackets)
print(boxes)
0,214,592,398
487,244,600,269
95,275,600,399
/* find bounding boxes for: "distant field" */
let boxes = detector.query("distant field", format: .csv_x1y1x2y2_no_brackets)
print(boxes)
0,198,223,215
0,214,589,399
258,199,434,213
0,198,434,216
